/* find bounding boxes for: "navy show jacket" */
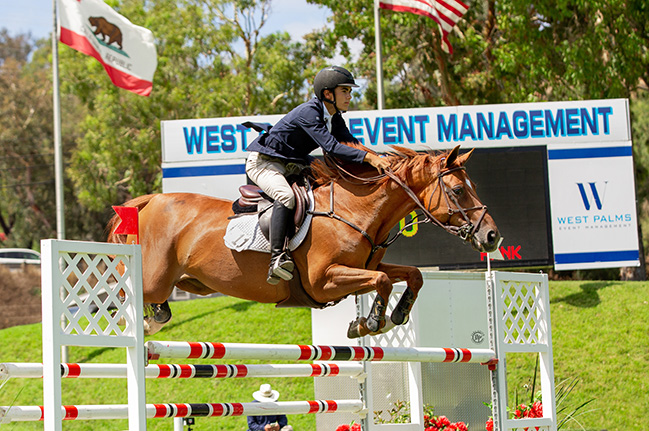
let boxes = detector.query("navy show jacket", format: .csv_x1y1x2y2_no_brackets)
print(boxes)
246,97,367,164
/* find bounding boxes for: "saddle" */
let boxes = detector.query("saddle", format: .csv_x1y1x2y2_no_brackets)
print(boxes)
232,181,310,234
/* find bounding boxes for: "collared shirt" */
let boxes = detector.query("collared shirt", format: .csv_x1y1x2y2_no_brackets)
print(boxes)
322,100,333,132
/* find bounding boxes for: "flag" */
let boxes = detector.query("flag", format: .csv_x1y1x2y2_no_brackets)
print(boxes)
112,206,139,244
57,0,157,96
379,0,469,54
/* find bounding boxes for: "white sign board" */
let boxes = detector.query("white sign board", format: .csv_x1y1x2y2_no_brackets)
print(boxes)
547,143,639,269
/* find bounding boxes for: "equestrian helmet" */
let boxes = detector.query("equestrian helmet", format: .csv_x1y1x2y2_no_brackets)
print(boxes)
314,66,359,100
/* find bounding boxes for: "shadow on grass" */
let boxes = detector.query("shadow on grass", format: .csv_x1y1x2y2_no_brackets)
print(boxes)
156,300,256,332
551,281,618,308
222,300,257,313
162,308,220,332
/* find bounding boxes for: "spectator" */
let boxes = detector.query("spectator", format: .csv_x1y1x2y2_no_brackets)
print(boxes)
247,384,294,431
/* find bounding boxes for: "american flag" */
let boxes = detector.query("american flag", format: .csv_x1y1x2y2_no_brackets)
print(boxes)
379,0,469,54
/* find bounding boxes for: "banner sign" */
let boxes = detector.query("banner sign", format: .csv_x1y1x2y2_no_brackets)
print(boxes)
161,98,629,163
160,98,640,270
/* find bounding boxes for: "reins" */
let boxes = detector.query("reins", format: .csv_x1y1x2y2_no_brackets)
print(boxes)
307,155,489,267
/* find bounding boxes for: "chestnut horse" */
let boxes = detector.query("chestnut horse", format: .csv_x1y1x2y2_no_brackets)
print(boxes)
107,145,500,338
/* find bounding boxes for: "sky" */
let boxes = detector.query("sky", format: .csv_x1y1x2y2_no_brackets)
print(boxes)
0,0,333,42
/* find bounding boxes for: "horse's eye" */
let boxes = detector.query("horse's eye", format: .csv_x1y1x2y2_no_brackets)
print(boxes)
452,186,464,196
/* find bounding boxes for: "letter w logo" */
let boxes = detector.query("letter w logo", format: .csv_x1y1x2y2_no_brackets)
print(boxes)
576,182,607,210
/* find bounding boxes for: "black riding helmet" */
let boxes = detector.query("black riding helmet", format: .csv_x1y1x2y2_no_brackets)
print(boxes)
313,66,359,107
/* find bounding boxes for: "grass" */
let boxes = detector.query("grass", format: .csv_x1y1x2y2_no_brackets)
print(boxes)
1,280,648,430
505,280,649,430
0,296,314,430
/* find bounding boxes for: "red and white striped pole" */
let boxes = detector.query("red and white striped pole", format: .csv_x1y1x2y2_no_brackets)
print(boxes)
0,400,364,422
146,341,496,364
1,362,364,379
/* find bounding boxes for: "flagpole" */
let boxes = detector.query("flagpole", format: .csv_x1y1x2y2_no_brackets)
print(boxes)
52,0,65,241
374,0,385,110
53,0,68,364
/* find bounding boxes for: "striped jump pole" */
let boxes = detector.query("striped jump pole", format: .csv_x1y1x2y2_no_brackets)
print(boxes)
0,362,364,380
146,341,496,364
0,400,364,422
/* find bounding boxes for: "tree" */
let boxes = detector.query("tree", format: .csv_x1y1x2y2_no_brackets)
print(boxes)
0,31,56,248
308,0,649,107
63,0,316,213
0,30,110,248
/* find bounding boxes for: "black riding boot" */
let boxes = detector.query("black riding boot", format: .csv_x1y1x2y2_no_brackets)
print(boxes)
267,201,295,285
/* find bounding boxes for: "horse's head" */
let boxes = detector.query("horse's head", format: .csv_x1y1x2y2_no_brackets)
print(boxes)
401,145,500,253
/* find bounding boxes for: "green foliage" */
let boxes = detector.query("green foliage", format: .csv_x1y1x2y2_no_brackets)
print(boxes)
374,399,411,424
61,0,317,212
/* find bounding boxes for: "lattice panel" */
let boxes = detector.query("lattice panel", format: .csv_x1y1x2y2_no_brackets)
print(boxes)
498,279,548,346
364,290,416,349
57,251,136,337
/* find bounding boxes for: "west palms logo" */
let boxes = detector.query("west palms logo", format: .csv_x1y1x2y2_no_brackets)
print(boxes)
576,182,607,210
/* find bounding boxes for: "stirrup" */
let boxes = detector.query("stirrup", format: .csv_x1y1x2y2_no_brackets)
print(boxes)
269,252,294,282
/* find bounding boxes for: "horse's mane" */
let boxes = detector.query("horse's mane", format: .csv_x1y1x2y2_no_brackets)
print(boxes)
310,142,446,186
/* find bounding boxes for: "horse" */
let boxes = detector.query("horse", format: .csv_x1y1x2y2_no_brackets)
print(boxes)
107,145,500,338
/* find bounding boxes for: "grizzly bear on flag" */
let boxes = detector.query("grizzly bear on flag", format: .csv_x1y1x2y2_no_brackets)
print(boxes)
89,16,123,50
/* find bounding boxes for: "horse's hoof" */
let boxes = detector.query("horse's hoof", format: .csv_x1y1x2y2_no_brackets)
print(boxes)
153,302,172,324
143,316,171,336
346,317,367,339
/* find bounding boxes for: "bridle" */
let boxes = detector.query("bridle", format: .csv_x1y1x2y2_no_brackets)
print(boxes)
386,166,489,242
308,157,489,266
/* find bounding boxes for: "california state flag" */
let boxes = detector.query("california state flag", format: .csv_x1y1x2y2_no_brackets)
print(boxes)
57,0,157,96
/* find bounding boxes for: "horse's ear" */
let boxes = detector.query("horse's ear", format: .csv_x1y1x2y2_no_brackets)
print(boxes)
456,148,475,166
444,145,461,168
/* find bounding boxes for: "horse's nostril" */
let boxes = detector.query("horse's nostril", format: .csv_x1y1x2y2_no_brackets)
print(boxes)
487,230,498,245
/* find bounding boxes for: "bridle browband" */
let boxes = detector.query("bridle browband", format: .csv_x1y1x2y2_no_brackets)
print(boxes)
308,157,489,266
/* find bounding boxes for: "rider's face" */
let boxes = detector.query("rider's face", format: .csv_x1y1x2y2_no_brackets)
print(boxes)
334,86,352,111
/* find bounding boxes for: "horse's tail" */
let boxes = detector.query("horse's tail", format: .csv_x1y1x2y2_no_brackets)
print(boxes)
106,194,156,244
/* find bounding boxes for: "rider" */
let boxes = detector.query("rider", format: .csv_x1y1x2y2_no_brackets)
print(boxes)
246,65,390,285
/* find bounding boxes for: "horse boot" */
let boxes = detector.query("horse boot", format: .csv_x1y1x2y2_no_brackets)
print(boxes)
267,200,295,285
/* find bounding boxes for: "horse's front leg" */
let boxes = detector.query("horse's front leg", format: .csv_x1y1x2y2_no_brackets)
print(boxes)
317,264,394,339
375,262,423,330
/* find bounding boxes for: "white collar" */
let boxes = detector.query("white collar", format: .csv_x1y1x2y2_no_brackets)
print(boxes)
321,100,333,132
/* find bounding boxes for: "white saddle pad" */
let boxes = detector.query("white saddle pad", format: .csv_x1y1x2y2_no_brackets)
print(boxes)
223,189,314,253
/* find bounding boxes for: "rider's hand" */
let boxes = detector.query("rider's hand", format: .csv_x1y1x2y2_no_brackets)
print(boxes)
364,152,390,172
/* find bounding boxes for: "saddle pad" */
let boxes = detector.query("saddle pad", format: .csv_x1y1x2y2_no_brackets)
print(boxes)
223,189,314,253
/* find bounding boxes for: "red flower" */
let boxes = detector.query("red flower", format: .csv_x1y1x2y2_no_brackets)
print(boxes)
454,421,469,431
531,401,543,418
351,424,361,431
425,427,438,431
335,426,350,431
437,416,451,428
485,417,494,431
